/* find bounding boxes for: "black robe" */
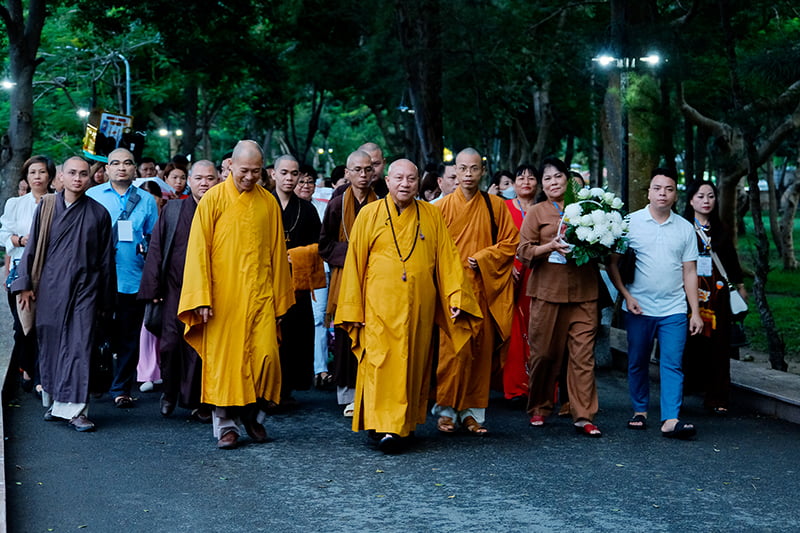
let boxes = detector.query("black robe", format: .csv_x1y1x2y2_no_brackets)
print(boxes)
273,193,322,396
12,192,115,404
138,197,203,408
318,192,373,389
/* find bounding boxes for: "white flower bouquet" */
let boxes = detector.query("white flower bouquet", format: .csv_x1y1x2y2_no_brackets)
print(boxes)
560,186,629,266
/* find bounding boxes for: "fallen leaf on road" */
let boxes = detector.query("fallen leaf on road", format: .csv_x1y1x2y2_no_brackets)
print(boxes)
375,469,384,473
448,495,456,499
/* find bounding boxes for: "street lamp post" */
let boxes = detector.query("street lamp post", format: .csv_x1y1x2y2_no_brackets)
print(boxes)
593,54,661,207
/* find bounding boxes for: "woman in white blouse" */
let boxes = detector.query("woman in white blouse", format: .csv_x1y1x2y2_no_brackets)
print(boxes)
0,155,56,392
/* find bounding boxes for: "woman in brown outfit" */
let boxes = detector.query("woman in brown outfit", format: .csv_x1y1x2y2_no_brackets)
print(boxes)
516,157,601,437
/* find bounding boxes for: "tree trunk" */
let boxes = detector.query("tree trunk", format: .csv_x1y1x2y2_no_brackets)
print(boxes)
744,136,787,371
765,157,782,256
0,0,47,209
684,122,694,187
395,0,443,167
530,80,552,169
179,81,199,159
779,180,800,270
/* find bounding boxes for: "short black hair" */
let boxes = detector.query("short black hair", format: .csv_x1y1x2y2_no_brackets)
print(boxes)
650,167,677,184
139,156,156,166
299,164,318,180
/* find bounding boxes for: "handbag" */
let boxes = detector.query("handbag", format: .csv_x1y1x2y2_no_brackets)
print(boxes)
16,194,57,335
143,300,163,335
695,227,748,318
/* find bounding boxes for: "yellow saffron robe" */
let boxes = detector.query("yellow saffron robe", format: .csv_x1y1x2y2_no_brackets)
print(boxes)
178,178,295,407
336,199,481,437
435,188,518,410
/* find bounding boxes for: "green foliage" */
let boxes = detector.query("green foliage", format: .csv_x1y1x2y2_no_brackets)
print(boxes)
738,215,800,359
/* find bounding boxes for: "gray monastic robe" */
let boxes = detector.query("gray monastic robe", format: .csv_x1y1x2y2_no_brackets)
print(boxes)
138,197,202,407
12,192,115,404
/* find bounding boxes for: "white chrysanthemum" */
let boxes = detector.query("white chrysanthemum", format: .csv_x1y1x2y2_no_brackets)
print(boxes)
590,187,605,198
599,230,616,248
611,197,624,210
564,203,582,222
580,214,593,226
609,210,623,224
603,192,616,205
591,209,608,226
610,221,624,238
577,188,591,200
575,226,593,242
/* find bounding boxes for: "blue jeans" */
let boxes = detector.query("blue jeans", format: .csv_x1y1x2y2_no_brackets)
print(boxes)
312,284,329,375
625,312,688,421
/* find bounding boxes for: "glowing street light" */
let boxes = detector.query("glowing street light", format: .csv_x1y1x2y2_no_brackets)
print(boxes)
158,128,169,137
77,108,90,118
1,80,16,90
593,51,663,207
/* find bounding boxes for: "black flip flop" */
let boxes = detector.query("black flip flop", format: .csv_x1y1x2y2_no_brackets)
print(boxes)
661,420,697,440
627,414,647,430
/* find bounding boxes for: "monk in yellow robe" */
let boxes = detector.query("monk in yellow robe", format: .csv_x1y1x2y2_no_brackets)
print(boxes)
433,148,518,435
179,140,294,450
336,159,480,453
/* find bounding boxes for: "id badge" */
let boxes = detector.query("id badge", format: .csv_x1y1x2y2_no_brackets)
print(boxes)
117,220,134,242
548,251,567,264
697,255,712,277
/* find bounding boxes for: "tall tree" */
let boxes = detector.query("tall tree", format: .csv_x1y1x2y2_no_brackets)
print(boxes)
0,0,47,207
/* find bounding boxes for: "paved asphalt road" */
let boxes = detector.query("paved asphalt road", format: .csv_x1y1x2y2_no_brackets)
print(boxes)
4,369,800,532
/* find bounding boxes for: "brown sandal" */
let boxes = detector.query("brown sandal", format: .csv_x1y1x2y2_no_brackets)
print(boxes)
462,416,488,436
437,416,456,433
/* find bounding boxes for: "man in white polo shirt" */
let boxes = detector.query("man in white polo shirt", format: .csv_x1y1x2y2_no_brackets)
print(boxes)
608,167,703,439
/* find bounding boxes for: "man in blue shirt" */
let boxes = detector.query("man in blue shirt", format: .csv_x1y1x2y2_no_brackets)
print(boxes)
87,148,159,408
608,168,703,440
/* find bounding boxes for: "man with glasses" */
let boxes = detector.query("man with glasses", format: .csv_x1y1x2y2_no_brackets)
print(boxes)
432,147,518,435
319,150,379,416
295,165,334,388
87,148,159,409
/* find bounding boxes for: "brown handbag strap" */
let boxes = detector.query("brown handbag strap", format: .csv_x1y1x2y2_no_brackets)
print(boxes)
31,194,57,292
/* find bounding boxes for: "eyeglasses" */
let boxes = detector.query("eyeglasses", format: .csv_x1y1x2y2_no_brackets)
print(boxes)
347,166,373,174
108,160,136,167
297,180,315,186
457,165,482,174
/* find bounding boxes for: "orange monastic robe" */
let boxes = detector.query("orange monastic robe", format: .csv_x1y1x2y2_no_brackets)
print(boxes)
336,199,480,437
178,178,295,407
435,188,518,410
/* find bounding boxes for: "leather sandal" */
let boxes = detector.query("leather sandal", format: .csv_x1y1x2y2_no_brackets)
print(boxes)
462,416,488,436
437,416,456,433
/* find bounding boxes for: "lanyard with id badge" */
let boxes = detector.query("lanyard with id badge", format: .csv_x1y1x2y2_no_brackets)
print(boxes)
694,221,713,277
115,187,141,245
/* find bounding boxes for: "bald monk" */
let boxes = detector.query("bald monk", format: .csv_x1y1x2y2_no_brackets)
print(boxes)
433,147,518,435
178,141,294,450
319,150,379,415
336,159,480,453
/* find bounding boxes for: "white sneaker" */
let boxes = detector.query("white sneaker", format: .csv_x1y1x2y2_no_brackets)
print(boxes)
343,402,355,417
139,381,154,392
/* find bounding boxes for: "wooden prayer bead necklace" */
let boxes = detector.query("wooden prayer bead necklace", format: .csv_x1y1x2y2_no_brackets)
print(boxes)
384,196,423,282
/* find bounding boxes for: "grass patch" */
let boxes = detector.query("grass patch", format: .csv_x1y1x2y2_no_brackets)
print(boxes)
737,215,800,359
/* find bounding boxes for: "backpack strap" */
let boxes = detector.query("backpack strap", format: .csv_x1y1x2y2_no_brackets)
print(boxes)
480,191,498,245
